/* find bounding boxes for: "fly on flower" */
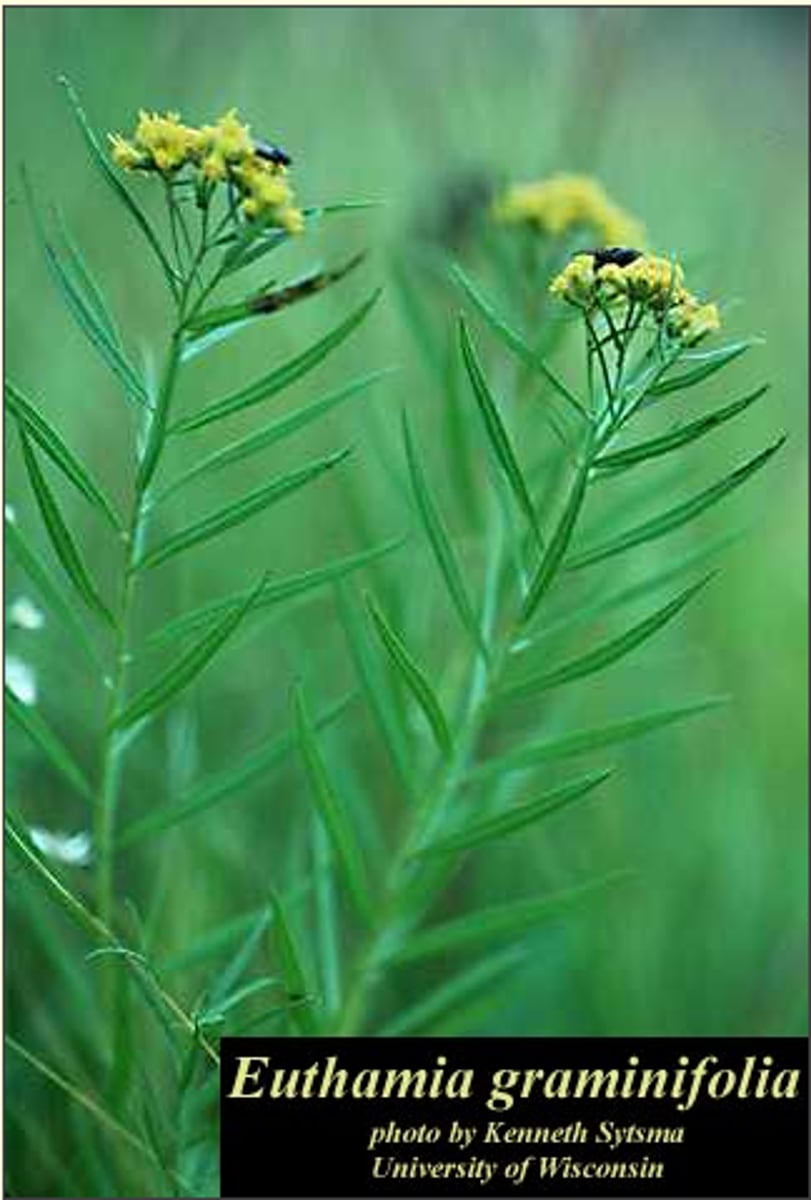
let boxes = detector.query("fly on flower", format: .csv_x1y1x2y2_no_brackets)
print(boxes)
253,138,292,168
579,246,643,270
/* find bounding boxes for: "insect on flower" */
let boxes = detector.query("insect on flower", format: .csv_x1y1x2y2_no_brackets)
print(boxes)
252,138,292,167
579,246,643,270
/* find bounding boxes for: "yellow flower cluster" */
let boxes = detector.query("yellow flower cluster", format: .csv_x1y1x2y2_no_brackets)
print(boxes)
492,174,644,247
550,252,721,344
109,109,303,232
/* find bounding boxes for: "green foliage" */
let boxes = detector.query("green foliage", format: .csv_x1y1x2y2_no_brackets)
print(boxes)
5,14,805,1197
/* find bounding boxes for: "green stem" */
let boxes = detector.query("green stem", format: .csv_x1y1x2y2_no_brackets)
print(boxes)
333,423,597,1034
95,279,195,930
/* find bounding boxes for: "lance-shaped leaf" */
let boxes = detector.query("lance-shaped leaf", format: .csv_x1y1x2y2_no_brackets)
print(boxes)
118,694,353,849
113,576,267,731
648,339,756,397
504,576,712,699
136,447,351,571
185,254,366,336
416,770,612,858
6,380,121,530
59,76,178,296
6,687,95,804
388,871,628,965
159,369,393,501
402,411,485,656
469,697,726,783
147,539,403,646
5,519,104,672
172,290,381,434
521,451,592,623
336,583,412,795
18,430,115,627
458,317,542,548
451,262,588,420
366,593,453,757
199,907,271,1017
594,384,770,474
53,207,123,348
22,169,148,407
269,891,319,1035
7,1036,159,1166
293,684,372,923
569,438,784,570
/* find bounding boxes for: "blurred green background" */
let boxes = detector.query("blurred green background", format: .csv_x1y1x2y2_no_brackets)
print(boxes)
4,6,808,1196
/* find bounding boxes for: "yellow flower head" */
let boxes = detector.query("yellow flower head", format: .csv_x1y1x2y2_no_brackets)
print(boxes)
599,254,688,309
493,173,644,247
667,298,722,346
549,253,596,305
109,106,304,235
197,109,255,179
549,249,721,343
132,110,201,173
108,134,147,171
232,158,302,231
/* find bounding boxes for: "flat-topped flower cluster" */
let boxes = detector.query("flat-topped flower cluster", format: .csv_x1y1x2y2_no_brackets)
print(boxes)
550,251,721,345
109,108,303,233
492,173,644,248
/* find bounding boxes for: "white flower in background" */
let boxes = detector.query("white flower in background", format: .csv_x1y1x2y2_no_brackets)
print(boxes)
5,655,37,706
9,596,45,631
4,503,16,524
28,826,92,868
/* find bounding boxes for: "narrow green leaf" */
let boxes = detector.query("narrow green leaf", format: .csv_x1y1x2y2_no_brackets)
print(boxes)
505,577,712,699
58,76,178,295
336,582,413,795
366,594,453,757
5,816,219,1065
595,385,770,473
312,818,341,1016
378,948,526,1035
6,380,122,530
22,169,148,406
18,430,115,627
6,687,94,803
268,891,319,1035
402,411,485,656
303,200,384,219
416,770,612,857
389,872,628,965
514,531,738,658
470,697,726,783
649,339,755,397
136,447,351,571
159,370,393,501
521,450,592,623
147,539,404,646
458,317,542,547
180,317,255,364
53,207,123,347
7,1036,158,1165
293,684,372,923
451,262,588,421
202,977,281,1023
201,907,271,1013
173,290,381,434
5,519,104,672
570,438,785,570
113,576,266,731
